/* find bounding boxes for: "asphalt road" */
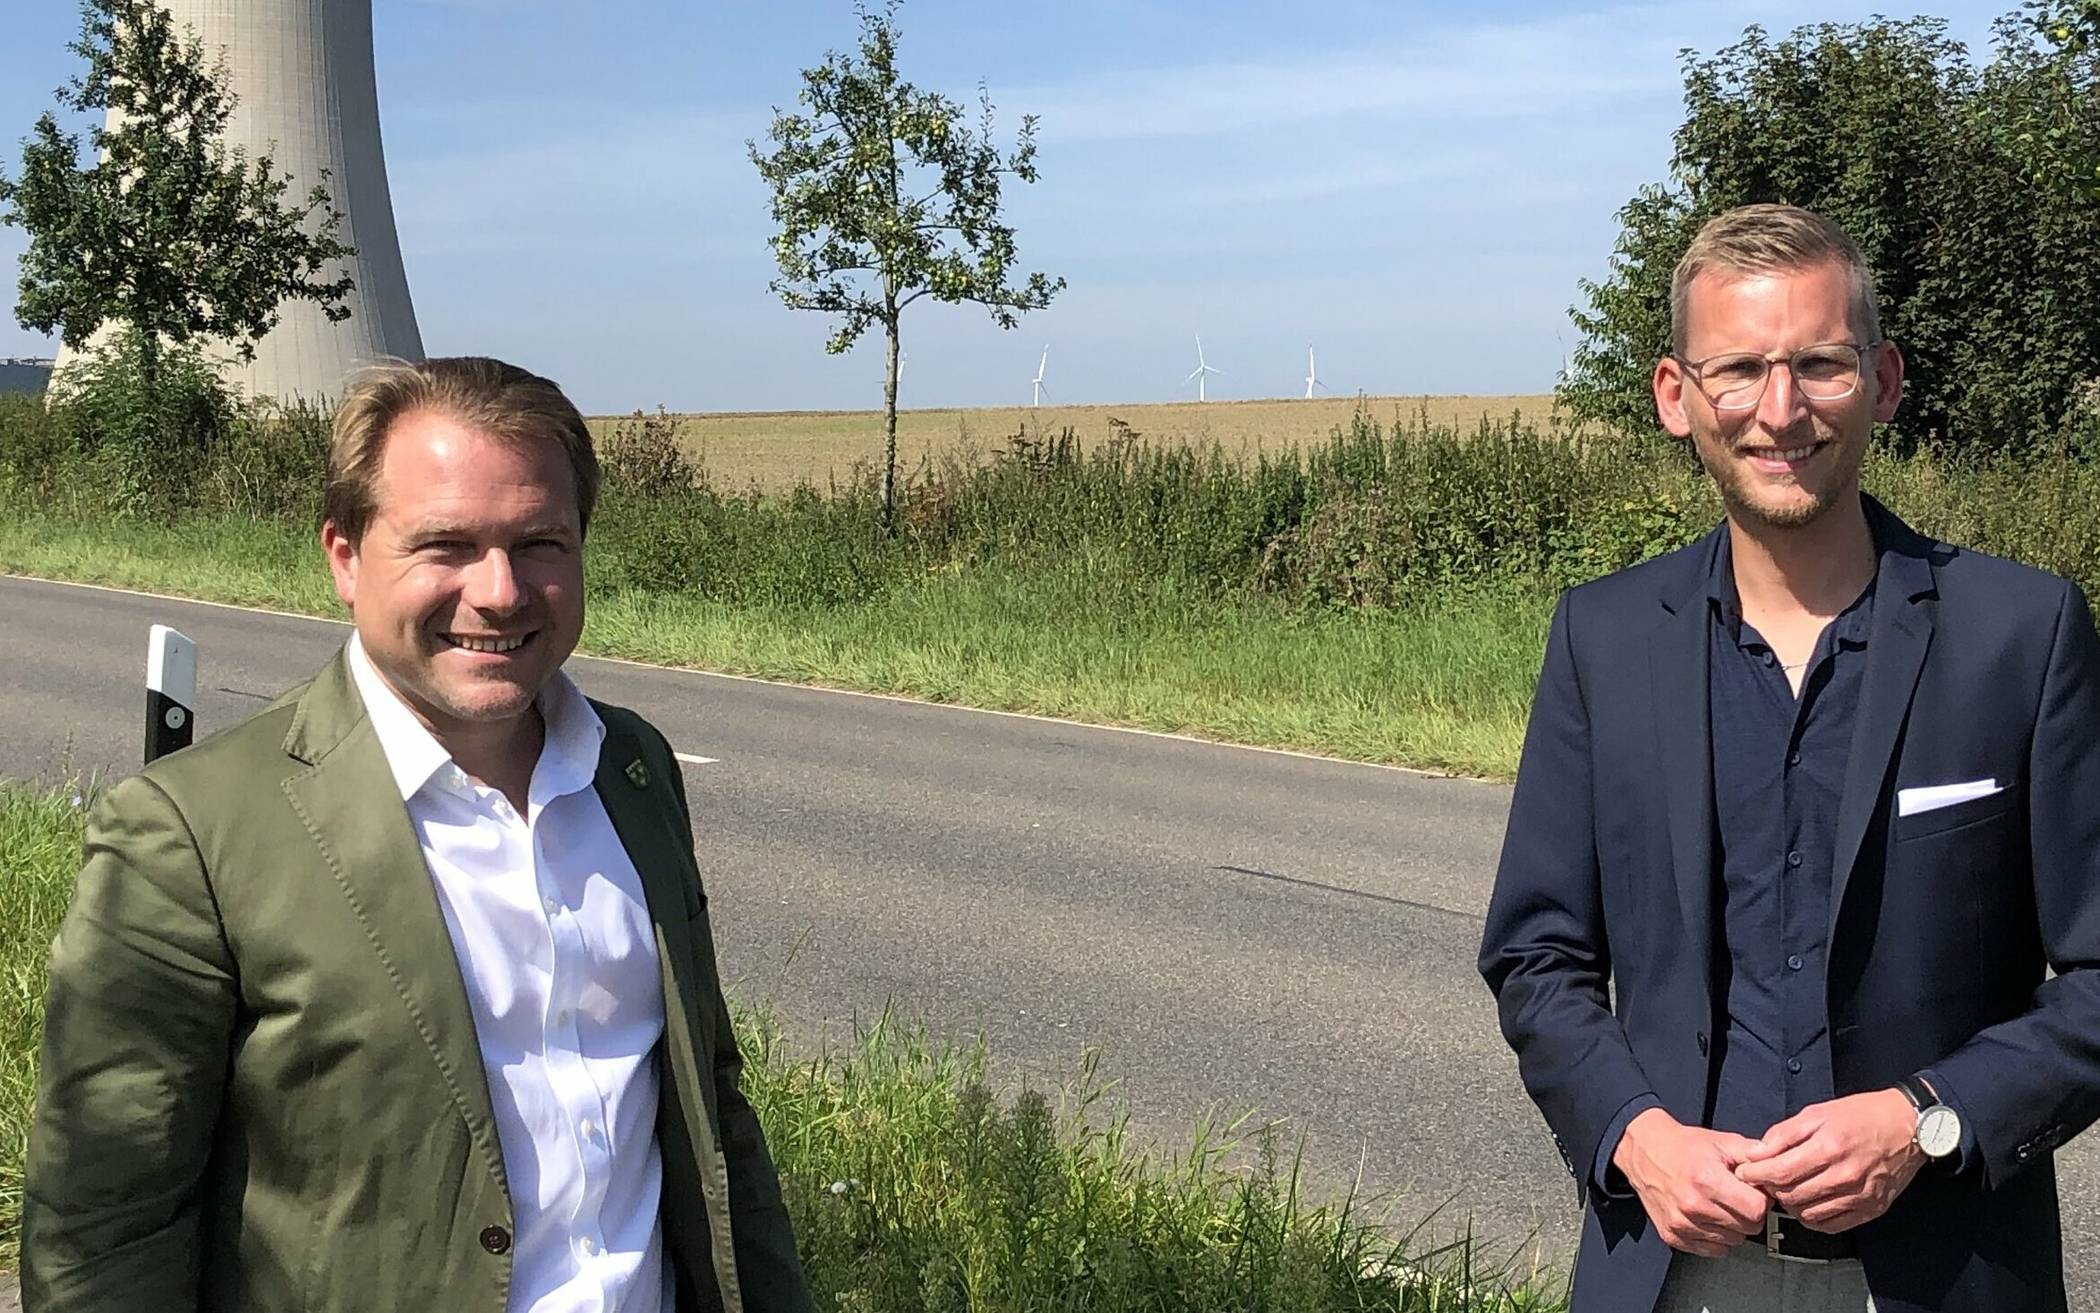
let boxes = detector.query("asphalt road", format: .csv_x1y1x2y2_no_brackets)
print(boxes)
4,572,2097,1305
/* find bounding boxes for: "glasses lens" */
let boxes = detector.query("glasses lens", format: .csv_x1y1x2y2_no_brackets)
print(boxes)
1794,346,1862,400
1701,354,1767,409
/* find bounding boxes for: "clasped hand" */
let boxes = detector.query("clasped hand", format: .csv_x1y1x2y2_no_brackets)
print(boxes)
1613,1091,1924,1256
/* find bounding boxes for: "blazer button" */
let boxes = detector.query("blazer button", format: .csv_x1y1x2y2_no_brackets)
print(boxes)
480,1224,512,1255
1696,1031,1709,1057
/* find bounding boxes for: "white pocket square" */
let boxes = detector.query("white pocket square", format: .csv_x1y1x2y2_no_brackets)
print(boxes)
1897,779,2003,818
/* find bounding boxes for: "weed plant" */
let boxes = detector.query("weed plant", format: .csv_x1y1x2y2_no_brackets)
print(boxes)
0,781,1562,1307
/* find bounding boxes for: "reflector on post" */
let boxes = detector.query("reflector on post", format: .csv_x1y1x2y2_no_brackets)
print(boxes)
146,625,198,764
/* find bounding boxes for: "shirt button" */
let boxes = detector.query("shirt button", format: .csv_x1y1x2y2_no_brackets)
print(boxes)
1762,651,1776,667
579,1236,597,1256
1787,1058,1804,1074
580,1118,596,1139
479,1224,511,1254
1787,851,1804,868
1788,750,1803,767
543,896,560,914
1787,954,1804,971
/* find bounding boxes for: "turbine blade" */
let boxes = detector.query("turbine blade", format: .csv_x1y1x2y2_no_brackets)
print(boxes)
1184,366,1203,384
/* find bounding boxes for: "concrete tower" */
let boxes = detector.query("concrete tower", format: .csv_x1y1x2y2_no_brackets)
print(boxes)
56,0,422,401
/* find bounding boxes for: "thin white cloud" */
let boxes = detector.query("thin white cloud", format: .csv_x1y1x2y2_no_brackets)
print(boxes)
1003,0,1837,143
1173,149,1505,208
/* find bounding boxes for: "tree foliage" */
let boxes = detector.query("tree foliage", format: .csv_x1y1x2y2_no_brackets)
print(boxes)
749,0,1064,525
1564,15,2100,450
0,0,354,376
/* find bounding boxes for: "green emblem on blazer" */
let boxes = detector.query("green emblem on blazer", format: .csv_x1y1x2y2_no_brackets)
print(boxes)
625,759,651,789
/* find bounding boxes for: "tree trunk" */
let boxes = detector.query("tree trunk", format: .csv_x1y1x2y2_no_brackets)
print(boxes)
881,316,901,534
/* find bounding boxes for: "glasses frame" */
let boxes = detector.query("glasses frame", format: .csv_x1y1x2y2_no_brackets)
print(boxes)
1673,340,1884,412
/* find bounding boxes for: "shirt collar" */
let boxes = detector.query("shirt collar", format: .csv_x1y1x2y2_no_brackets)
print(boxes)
346,633,606,805
1703,507,1887,633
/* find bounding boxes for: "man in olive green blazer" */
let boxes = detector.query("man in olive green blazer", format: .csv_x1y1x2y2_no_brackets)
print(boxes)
23,358,812,1312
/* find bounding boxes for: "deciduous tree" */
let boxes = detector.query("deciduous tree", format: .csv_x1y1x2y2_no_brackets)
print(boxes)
1564,15,2100,451
0,0,354,401
750,0,1064,527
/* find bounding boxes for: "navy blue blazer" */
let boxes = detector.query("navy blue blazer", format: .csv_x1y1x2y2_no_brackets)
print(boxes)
1479,499,2100,1313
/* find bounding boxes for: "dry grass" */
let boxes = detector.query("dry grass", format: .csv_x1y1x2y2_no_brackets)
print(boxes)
589,394,1557,492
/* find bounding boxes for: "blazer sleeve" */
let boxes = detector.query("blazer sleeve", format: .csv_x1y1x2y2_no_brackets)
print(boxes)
21,773,236,1313
1478,591,1659,1203
1929,581,2100,1186
661,743,815,1313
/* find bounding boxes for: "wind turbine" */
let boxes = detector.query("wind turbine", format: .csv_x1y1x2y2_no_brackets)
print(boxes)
1304,346,1328,399
1184,336,1222,402
1031,345,1049,407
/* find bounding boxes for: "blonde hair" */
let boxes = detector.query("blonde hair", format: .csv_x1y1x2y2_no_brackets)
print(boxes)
322,356,601,542
1670,204,1882,354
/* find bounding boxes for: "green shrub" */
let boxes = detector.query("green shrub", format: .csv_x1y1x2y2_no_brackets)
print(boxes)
0,394,70,505
1566,15,2100,454
42,329,245,516
591,479,907,607
196,398,330,524
601,406,700,498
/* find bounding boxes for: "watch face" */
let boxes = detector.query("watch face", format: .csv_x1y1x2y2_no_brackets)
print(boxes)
1918,1105,1962,1159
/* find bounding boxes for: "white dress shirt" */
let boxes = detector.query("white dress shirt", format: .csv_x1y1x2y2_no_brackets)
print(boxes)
348,637,672,1313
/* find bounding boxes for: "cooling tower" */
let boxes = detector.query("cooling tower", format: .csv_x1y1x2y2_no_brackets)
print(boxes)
55,0,422,401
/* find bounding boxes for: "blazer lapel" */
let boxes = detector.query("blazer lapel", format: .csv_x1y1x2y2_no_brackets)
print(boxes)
591,725,711,1109
1827,507,1938,943
278,652,509,1198
1651,569,1718,964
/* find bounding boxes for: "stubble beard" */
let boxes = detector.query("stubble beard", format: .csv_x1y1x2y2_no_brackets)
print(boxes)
1697,420,1861,533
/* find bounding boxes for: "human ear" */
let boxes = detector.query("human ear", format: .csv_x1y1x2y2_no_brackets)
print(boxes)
1654,355,1694,439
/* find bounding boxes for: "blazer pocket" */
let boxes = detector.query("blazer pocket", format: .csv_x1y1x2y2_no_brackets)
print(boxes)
1892,779,2024,842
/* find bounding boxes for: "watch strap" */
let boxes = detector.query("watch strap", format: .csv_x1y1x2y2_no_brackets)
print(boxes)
1895,1074,1939,1113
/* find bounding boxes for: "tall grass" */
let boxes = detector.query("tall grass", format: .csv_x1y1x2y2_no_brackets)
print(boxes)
0,781,87,1256
0,780,1563,1307
742,1008,1562,1311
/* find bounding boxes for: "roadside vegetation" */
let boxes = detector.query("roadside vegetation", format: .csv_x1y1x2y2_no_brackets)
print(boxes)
0,779,1565,1308
582,395,1556,494
8,379,2100,779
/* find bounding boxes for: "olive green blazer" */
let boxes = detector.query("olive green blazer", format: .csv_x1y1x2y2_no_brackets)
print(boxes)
22,651,812,1313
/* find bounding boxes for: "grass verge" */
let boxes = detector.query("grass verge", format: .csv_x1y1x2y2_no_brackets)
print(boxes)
0,782,84,1266
0,506,1548,778
0,779,1565,1307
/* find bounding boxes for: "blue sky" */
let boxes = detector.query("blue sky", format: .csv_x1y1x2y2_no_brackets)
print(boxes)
1,0,2009,413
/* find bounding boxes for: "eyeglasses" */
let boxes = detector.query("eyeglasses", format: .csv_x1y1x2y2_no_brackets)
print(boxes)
1673,341,1881,411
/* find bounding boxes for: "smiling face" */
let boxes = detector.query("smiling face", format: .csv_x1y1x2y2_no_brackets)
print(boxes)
1654,259,1904,531
323,408,585,748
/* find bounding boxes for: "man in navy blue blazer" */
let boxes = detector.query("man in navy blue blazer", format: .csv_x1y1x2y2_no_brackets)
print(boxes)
1480,203,2100,1313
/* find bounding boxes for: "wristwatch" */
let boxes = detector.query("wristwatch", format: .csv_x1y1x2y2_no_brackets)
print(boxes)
1897,1075,1962,1161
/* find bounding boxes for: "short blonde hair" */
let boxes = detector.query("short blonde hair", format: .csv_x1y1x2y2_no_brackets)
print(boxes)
322,356,601,542
1670,204,1882,354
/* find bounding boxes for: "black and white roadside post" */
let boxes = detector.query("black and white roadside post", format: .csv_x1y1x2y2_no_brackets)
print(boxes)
145,624,198,764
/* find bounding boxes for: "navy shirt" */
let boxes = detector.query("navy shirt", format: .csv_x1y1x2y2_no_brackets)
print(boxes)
1705,537,1874,1139
1590,529,1875,1194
